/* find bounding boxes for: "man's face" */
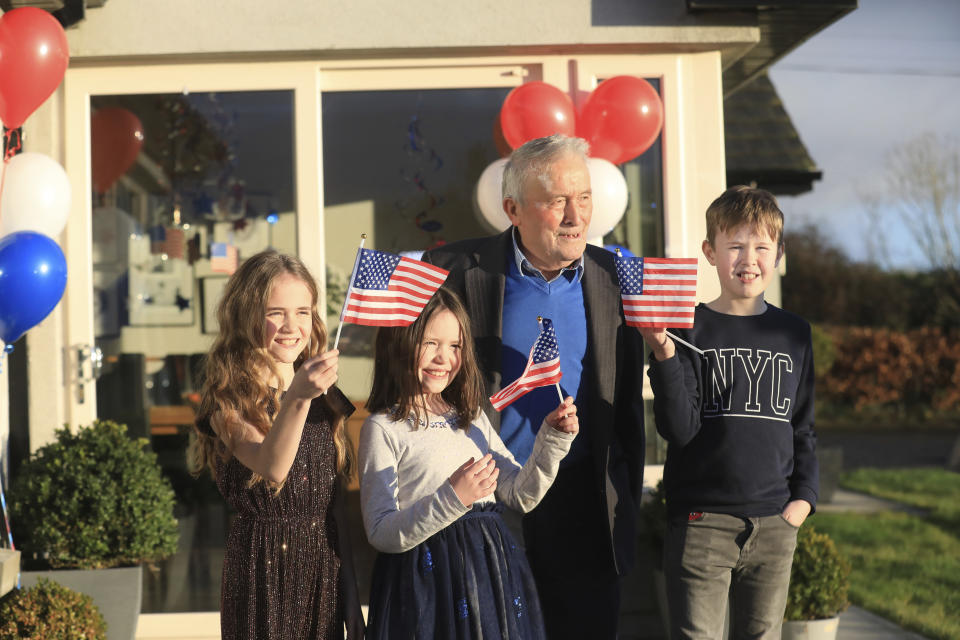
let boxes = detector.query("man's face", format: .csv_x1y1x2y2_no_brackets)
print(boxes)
504,152,592,279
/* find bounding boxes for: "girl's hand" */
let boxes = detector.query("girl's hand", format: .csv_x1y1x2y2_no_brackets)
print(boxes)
448,454,498,507
287,349,339,401
545,396,579,435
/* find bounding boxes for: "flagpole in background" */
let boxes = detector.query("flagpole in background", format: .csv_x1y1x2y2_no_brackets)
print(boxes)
538,315,565,405
332,234,366,351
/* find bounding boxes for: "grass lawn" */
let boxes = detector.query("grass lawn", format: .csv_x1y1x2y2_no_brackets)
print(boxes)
811,468,960,640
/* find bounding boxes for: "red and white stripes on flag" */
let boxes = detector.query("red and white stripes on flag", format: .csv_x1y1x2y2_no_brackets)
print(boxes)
615,255,698,328
342,248,449,327
489,317,562,411
210,242,238,275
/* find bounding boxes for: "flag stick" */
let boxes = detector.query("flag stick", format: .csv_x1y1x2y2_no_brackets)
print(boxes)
666,330,703,355
332,234,366,351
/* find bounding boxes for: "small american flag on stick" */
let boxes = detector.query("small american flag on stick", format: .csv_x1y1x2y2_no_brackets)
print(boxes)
490,317,563,411
210,242,238,275
615,253,698,328
341,247,448,327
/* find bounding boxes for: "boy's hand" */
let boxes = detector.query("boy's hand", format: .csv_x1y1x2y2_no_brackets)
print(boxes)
637,327,675,361
545,396,579,435
782,499,812,527
449,454,498,507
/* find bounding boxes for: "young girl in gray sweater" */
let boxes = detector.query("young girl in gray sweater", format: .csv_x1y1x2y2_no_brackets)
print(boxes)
358,287,578,639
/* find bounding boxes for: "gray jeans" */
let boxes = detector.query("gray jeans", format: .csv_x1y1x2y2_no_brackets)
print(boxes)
664,512,799,640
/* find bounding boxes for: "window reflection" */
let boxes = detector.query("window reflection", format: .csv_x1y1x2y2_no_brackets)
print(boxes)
90,90,296,613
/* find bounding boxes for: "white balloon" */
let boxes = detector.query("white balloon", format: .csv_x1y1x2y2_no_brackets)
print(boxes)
586,157,628,243
473,158,511,233
0,152,72,239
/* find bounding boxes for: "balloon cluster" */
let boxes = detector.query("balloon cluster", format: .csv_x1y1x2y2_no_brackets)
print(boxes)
0,8,71,353
476,77,663,242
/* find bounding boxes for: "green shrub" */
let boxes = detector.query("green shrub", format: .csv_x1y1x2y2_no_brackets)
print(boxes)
821,326,960,412
10,420,179,570
0,577,106,639
784,525,851,621
810,323,836,378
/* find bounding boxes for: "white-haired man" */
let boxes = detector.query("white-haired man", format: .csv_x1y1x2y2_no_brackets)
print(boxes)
424,134,645,639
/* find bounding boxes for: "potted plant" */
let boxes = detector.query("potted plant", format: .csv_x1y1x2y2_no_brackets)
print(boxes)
9,420,179,640
782,525,851,640
0,577,107,639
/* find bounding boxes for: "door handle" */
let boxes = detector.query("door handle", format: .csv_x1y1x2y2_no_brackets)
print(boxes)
72,344,103,404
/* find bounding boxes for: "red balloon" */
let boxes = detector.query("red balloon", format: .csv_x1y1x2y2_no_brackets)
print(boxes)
576,76,664,165
0,8,69,129
499,82,576,149
492,112,513,158
91,108,144,194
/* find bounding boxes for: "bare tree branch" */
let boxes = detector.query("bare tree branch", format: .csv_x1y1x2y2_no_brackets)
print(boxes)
881,133,960,271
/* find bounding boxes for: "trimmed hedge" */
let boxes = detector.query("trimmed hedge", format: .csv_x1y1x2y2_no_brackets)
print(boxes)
815,325,960,413
0,578,107,639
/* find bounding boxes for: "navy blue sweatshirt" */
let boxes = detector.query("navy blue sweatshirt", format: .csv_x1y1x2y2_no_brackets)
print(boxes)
647,303,818,518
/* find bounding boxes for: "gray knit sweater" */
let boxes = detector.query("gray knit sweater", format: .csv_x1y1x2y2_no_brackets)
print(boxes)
358,410,575,553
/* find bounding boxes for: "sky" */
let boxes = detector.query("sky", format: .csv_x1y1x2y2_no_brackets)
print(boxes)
768,0,960,268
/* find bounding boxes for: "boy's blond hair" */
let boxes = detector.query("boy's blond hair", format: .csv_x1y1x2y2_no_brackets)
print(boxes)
705,185,784,246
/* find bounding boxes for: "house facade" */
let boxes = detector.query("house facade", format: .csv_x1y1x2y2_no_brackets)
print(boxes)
0,0,851,633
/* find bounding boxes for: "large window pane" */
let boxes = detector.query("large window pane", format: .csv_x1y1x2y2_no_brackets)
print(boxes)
90,90,296,613
322,88,510,357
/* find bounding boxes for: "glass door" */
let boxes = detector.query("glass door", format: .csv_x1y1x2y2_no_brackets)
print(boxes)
318,59,541,607
63,62,322,617
90,89,298,612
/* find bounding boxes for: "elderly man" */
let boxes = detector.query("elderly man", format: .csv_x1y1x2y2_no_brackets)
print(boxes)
423,134,645,638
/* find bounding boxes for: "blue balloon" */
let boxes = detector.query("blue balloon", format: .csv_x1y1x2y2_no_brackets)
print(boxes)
0,231,68,344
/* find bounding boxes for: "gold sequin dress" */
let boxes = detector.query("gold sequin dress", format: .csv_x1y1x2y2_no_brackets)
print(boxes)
198,388,354,640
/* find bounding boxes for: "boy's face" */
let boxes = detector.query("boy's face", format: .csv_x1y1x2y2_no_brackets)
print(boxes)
703,224,783,311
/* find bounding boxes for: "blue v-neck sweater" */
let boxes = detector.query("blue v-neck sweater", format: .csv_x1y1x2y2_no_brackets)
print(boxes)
500,258,588,464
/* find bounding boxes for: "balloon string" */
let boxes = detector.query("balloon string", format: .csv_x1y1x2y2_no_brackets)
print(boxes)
0,129,21,229
4,129,22,160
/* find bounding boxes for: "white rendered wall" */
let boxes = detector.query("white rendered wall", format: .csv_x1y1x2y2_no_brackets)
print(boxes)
66,0,757,62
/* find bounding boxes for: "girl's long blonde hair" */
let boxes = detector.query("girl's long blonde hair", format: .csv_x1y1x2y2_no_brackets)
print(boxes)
190,250,353,485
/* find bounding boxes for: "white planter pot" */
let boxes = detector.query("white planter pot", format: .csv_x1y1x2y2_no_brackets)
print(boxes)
782,617,840,640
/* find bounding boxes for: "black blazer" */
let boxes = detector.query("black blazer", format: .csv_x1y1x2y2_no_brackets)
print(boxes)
424,229,646,575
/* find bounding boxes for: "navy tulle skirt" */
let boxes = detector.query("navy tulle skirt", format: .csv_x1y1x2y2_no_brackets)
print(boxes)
367,503,546,640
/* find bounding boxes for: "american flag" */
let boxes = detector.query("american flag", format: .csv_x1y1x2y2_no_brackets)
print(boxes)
210,242,238,275
615,255,698,328
342,248,449,326
489,317,562,411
